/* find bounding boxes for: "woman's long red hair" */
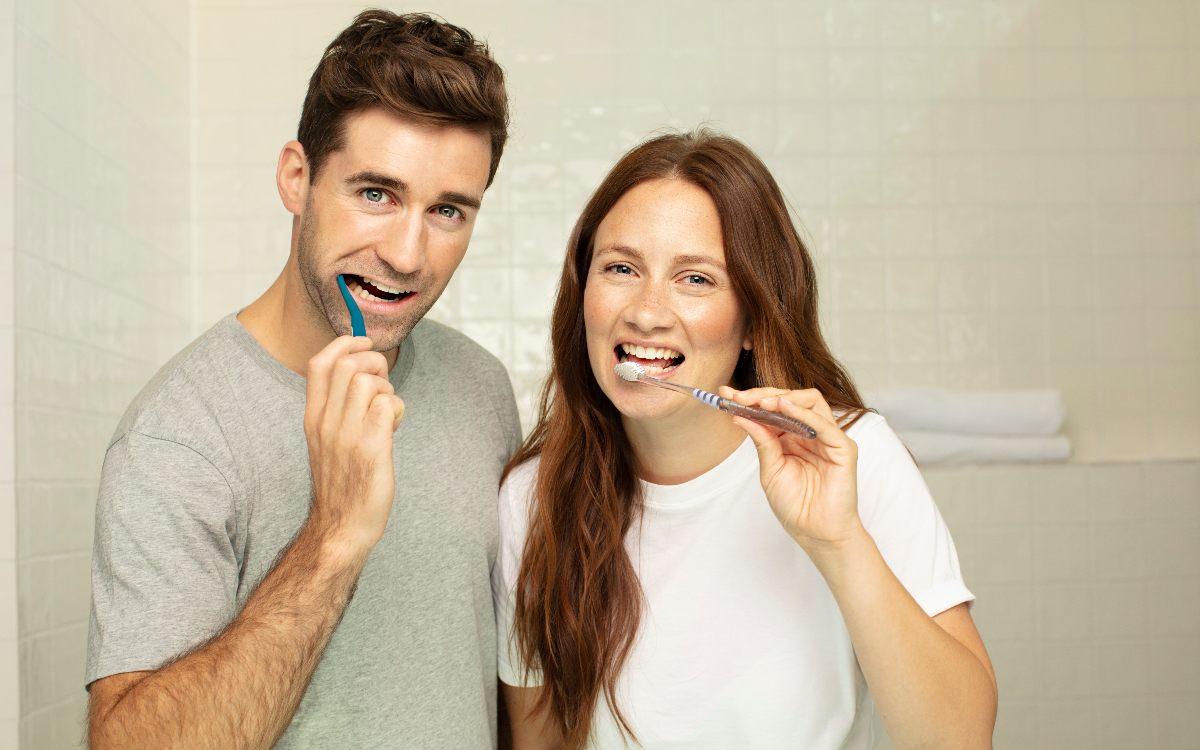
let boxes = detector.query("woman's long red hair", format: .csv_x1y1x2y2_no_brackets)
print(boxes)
505,131,867,748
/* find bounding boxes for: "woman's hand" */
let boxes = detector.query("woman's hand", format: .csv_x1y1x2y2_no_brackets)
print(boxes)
719,386,864,553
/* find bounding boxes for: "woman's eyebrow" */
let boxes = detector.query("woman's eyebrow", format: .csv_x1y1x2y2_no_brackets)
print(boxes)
595,244,643,260
596,245,725,270
673,253,725,270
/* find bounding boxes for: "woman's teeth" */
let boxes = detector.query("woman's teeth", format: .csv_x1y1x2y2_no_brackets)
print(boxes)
621,343,682,361
618,343,683,376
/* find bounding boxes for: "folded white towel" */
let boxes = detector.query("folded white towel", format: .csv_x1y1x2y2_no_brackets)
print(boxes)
868,387,1066,436
899,431,1072,466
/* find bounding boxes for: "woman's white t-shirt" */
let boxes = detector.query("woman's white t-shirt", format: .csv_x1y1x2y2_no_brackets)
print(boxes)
492,412,974,749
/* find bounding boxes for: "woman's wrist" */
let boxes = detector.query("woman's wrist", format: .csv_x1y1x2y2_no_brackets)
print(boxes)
795,520,877,579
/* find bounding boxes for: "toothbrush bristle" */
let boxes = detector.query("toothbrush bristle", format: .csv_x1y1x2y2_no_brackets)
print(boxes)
614,361,646,382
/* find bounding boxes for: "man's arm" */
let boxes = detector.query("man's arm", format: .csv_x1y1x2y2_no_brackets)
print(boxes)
89,525,366,748
89,336,405,749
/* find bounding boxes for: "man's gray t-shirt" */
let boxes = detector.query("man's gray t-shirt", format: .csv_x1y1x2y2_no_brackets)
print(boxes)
86,313,522,748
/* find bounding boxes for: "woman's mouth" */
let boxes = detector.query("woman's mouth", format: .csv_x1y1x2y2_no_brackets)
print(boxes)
341,274,417,306
614,343,685,378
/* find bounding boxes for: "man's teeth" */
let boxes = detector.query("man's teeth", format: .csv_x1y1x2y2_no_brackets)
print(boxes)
621,343,682,361
351,277,410,301
365,277,406,295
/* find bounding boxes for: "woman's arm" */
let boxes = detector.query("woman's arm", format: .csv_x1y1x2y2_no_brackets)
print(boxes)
502,683,565,750
808,528,997,748
721,386,997,749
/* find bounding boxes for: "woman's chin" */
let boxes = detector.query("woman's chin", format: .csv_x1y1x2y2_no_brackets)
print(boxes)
610,392,687,424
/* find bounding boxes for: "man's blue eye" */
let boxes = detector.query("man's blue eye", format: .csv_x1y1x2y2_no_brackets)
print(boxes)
436,205,462,219
363,188,386,203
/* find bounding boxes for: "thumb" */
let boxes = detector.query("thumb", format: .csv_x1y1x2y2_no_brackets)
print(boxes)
731,414,785,477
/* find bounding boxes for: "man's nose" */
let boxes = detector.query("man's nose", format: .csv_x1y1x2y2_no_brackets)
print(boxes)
378,211,427,276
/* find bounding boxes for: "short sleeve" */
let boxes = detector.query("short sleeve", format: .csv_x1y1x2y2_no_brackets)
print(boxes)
86,431,240,686
491,462,544,687
852,414,975,617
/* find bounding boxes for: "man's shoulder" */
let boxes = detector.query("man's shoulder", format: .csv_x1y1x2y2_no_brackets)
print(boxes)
112,315,250,449
411,317,513,391
412,317,503,367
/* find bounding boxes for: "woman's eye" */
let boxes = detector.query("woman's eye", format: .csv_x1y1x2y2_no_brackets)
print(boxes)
607,263,634,275
683,274,711,285
435,205,462,220
362,188,388,204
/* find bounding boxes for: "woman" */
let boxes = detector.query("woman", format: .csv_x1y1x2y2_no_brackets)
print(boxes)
492,131,997,749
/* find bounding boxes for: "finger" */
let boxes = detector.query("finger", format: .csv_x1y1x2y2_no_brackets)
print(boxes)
322,351,391,435
720,386,789,406
391,395,406,431
343,371,395,431
730,414,785,477
737,387,827,415
766,397,850,451
305,336,374,429
364,392,403,443
778,388,835,422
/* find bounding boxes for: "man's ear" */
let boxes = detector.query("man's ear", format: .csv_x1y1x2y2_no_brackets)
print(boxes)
277,140,309,216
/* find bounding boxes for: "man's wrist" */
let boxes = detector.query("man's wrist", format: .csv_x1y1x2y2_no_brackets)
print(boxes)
294,520,374,576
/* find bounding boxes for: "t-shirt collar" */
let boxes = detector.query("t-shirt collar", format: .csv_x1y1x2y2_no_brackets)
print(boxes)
640,435,758,510
222,312,417,394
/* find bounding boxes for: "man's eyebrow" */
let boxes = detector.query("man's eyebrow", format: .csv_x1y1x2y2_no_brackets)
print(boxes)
344,171,482,210
438,191,482,210
345,170,406,191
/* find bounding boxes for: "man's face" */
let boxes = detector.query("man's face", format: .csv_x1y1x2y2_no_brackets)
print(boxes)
295,109,492,351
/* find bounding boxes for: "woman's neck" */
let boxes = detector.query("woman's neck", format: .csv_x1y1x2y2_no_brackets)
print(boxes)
622,404,748,485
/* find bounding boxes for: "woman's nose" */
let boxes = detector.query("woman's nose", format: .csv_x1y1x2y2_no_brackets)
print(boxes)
624,284,675,332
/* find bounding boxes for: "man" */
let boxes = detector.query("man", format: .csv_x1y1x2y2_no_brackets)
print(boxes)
85,11,520,748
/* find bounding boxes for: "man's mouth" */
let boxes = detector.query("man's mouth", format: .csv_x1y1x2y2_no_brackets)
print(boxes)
342,274,417,305
614,343,685,378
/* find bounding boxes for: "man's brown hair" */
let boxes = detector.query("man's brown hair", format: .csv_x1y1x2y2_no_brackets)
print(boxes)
298,9,509,185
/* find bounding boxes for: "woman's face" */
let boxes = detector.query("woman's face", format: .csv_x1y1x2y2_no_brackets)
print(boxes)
584,178,750,422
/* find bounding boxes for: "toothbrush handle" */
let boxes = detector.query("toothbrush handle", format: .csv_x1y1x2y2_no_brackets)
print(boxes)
716,397,819,440
337,274,367,337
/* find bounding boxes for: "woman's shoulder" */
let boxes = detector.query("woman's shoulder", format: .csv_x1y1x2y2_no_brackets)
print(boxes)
499,455,542,517
842,408,888,442
842,410,912,468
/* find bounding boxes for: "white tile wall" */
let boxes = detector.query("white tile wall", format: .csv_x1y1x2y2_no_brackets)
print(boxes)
1,0,18,744
11,0,192,747
869,460,1200,750
190,0,1200,464
1,0,1194,748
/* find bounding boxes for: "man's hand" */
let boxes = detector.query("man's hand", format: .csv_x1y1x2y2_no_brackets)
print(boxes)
303,336,406,553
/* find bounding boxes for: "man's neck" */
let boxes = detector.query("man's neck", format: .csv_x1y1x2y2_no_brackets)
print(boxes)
237,263,400,377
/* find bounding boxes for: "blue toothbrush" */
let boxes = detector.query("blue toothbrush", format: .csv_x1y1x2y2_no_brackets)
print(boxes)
337,274,366,337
